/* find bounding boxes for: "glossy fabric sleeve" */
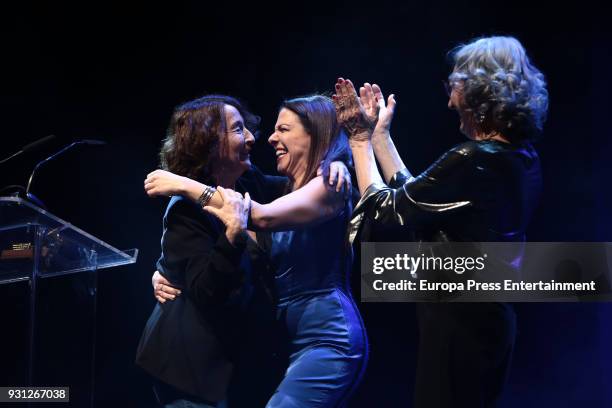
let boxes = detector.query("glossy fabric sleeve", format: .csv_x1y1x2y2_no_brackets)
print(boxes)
349,144,475,243
388,167,412,188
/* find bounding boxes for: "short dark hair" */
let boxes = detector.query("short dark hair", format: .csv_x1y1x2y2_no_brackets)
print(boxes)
160,95,260,182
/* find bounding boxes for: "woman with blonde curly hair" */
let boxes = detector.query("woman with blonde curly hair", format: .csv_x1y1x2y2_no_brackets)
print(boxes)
334,36,548,407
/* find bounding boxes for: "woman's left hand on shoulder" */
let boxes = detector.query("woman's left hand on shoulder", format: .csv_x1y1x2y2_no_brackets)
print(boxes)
317,161,352,198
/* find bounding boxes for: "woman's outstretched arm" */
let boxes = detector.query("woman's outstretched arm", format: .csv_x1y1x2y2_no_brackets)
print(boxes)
145,165,348,231
360,83,411,183
335,78,416,193
248,176,345,230
333,77,385,195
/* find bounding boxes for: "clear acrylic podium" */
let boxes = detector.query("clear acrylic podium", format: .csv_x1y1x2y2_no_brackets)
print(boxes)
0,196,138,406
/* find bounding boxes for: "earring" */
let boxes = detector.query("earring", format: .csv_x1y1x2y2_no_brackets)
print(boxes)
478,113,486,123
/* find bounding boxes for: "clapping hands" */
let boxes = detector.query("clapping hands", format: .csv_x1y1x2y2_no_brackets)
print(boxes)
333,78,397,144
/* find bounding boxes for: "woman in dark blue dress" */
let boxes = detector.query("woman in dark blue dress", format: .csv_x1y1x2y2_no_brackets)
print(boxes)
263,97,367,407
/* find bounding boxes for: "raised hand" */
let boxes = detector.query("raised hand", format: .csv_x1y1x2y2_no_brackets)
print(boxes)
371,83,397,139
359,83,397,142
358,83,379,124
333,78,376,143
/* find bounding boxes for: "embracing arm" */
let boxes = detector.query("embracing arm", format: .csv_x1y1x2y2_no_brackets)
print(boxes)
145,172,224,208
159,199,247,308
145,164,350,231
145,173,343,230
145,161,351,203
249,175,345,230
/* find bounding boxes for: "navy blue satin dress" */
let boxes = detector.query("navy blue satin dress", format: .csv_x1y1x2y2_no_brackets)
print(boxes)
265,205,368,408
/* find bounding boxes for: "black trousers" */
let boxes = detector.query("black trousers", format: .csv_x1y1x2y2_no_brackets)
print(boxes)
414,303,516,408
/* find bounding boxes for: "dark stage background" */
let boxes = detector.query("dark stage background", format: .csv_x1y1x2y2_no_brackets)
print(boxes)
1,1,611,407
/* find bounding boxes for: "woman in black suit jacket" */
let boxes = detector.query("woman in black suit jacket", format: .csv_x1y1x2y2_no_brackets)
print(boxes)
136,95,283,408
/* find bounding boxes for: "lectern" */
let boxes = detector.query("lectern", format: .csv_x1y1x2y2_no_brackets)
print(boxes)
0,197,138,406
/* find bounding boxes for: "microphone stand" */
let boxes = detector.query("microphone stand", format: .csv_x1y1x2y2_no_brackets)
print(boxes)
25,140,106,207
0,134,56,165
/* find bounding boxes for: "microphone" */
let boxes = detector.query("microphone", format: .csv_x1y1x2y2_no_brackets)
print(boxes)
81,139,107,146
22,134,58,153
0,134,57,164
25,139,107,198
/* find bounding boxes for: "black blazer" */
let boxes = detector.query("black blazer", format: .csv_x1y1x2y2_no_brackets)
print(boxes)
136,167,287,403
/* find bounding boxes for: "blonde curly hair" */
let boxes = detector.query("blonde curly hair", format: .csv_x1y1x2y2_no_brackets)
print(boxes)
449,36,549,143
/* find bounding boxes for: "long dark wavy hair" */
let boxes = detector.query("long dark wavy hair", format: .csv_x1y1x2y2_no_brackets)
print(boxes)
160,95,260,182
281,95,351,190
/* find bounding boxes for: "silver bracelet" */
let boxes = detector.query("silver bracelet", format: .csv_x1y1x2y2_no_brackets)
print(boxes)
197,185,216,208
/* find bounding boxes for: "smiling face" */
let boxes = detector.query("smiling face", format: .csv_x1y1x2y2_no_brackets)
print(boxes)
215,104,255,181
447,80,476,139
268,108,311,184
